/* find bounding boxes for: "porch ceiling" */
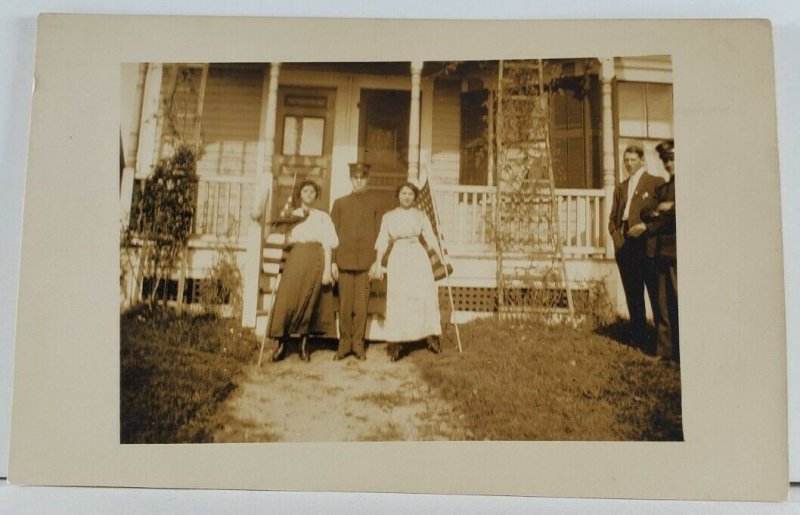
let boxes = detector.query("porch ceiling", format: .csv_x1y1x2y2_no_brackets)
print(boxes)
281,61,498,78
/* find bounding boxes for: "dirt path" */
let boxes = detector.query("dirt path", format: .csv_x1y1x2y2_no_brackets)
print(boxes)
211,343,468,442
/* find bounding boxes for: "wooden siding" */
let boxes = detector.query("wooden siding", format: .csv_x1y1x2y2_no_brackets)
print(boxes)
154,64,204,160
430,79,461,185
197,65,264,176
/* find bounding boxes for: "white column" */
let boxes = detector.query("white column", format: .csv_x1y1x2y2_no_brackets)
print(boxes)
119,63,148,227
600,57,616,258
487,88,495,187
408,61,423,181
243,63,280,330
135,63,163,179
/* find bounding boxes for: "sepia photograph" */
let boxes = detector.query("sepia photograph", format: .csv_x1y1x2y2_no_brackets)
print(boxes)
119,56,682,444
10,14,788,500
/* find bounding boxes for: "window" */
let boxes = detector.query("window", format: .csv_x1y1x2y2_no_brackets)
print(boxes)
618,82,673,139
460,89,489,186
550,90,587,189
455,75,603,189
549,76,602,189
282,116,325,157
617,82,674,179
358,89,411,188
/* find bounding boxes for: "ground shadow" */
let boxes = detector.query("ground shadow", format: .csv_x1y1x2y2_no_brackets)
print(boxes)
593,318,656,352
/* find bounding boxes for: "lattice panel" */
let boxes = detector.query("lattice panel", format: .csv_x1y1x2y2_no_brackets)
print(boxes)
440,286,498,313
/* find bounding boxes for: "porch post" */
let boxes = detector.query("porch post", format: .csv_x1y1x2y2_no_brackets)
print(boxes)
119,63,148,227
135,63,163,181
600,57,616,258
243,62,280,330
408,60,423,181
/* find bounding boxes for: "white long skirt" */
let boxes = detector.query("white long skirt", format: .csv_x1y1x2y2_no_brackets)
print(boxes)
382,239,441,342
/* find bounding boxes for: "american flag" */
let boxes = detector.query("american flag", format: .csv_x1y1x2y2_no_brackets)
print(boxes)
415,178,454,281
261,193,304,280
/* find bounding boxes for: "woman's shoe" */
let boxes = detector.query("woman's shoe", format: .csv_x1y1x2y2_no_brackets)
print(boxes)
299,337,310,362
426,335,441,354
387,343,401,362
270,341,286,362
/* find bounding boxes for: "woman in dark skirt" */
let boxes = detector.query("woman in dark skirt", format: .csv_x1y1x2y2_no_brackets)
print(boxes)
269,180,338,362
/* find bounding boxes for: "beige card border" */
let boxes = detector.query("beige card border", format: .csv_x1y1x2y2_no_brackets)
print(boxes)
9,16,788,501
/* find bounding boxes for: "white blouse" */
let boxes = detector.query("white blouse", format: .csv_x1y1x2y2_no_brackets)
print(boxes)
375,207,437,255
288,208,339,250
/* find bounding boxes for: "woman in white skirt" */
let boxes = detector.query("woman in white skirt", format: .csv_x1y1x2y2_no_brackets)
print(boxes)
372,182,442,361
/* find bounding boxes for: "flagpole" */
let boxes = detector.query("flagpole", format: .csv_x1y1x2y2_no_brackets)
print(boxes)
424,175,463,354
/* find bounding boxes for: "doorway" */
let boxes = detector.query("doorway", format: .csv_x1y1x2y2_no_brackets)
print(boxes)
272,86,336,218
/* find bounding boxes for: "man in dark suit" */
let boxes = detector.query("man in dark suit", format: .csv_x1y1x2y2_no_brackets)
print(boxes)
643,140,679,363
608,145,665,353
330,163,384,361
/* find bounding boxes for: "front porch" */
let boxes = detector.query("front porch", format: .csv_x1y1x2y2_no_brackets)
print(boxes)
119,56,673,326
161,175,625,328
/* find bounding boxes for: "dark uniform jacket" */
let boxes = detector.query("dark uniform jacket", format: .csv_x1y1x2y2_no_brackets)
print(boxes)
330,189,385,271
643,176,676,260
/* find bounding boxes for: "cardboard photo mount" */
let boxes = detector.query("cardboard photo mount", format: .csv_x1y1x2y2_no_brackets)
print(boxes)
9,15,788,501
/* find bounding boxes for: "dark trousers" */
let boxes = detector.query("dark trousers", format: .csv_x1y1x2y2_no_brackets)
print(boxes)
615,237,659,351
337,270,370,356
655,256,679,363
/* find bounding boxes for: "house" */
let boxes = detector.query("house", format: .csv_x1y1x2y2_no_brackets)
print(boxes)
119,57,674,332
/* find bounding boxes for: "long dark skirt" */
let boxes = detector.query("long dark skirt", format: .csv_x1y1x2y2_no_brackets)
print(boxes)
268,242,336,339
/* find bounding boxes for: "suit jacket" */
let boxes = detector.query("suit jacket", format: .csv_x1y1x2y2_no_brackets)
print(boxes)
608,171,665,251
330,189,386,271
643,176,676,260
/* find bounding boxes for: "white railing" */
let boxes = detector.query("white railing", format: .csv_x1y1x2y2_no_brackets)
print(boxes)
194,175,259,242
187,177,607,258
431,184,607,258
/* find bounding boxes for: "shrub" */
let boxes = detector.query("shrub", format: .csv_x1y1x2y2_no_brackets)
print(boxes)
199,245,243,318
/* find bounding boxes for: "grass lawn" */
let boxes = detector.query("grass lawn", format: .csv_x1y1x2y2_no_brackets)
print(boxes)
409,317,683,441
120,307,259,443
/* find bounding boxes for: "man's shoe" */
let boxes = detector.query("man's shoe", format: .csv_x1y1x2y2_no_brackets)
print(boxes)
387,343,401,362
299,337,310,362
270,341,286,362
426,335,441,354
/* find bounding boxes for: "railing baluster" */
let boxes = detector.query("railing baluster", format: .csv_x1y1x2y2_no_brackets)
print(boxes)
579,195,585,249
481,191,488,247
565,195,572,249
469,192,478,245
224,182,231,238
210,182,218,236
594,195,601,249
584,196,591,248
237,183,245,238
457,192,464,247
195,182,205,235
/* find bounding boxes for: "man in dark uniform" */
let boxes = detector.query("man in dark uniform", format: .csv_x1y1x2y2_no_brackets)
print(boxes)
330,163,384,361
644,140,679,363
608,145,665,354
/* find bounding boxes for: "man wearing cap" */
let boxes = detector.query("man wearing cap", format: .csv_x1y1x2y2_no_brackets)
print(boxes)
330,163,384,361
608,145,665,354
643,139,679,363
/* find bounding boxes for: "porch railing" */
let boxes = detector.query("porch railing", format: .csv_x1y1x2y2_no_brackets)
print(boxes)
193,175,259,243
187,177,607,258
431,184,607,258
